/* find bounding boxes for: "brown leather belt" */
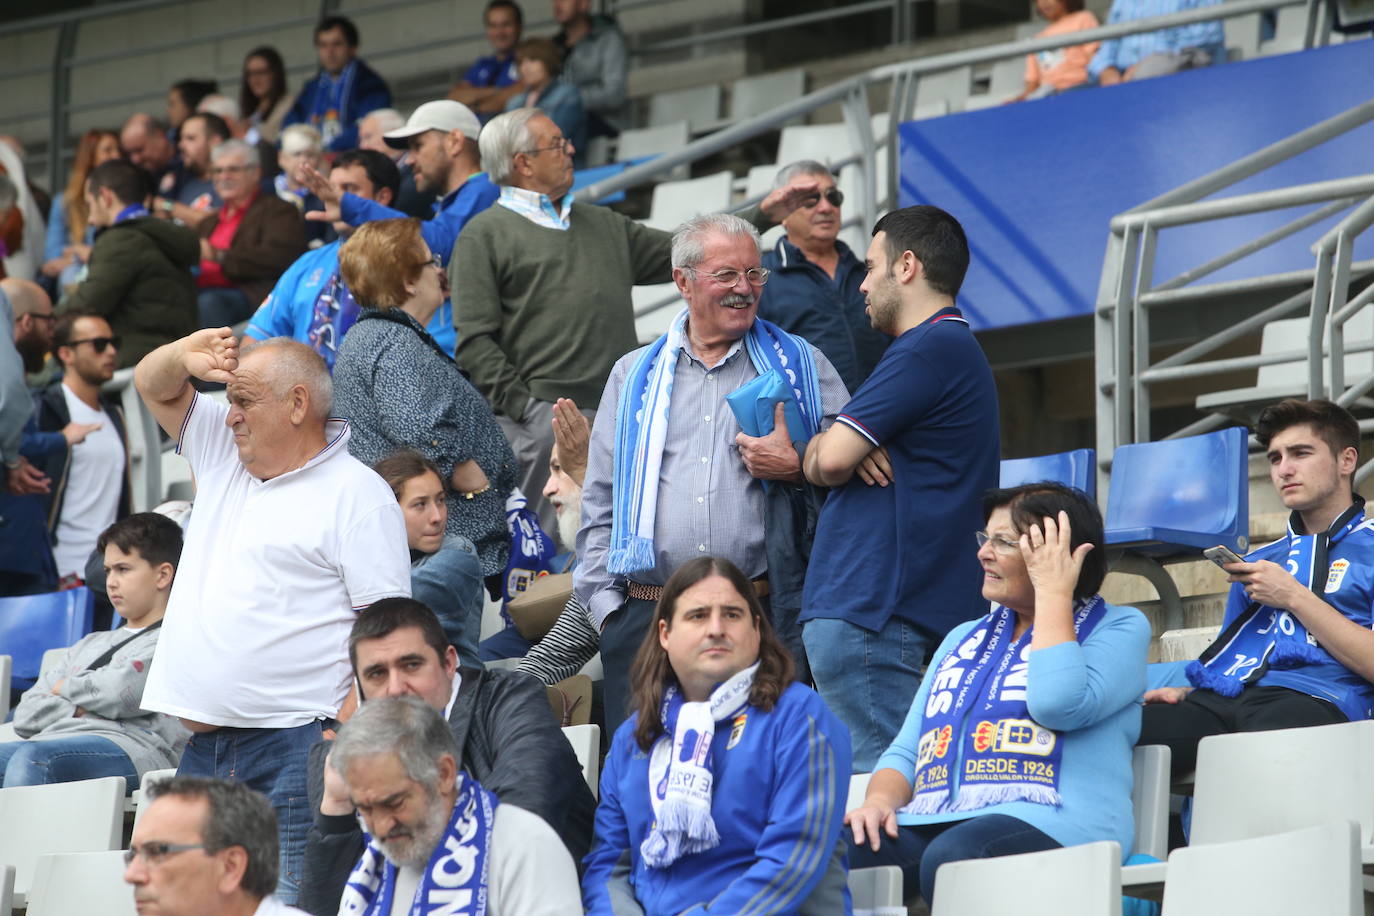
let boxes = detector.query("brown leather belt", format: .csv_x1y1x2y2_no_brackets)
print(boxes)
627,577,770,603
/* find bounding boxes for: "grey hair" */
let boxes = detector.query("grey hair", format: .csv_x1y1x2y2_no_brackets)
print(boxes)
211,138,258,169
0,173,15,213
364,108,406,133
479,107,541,185
279,123,323,155
330,696,458,792
773,159,832,190
240,337,333,419
144,777,279,899
671,212,761,270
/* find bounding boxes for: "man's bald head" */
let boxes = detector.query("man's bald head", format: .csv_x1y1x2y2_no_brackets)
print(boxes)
224,338,334,481
239,338,332,420
2,277,52,320
4,278,55,373
120,113,174,171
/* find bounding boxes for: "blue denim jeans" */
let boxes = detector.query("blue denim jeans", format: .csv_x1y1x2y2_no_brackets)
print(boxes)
0,735,138,791
803,615,929,772
196,287,253,328
177,720,322,905
849,814,1061,905
411,535,485,669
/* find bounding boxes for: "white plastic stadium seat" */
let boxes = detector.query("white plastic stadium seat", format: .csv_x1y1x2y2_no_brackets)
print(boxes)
932,841,1122,916
0,864,13,916
26,850,136,916
645,171,734,232
849,865,903,915
729,68,806,122
1122,720,1374,896
131,767,178,828
1131,744,1170,861
1160,820,1361,916
616,121,691,180
847,772,872,811
633,283,682,344
648,84,722,133
914,66,972,114
0,654,9,714
562,724,601,798
0,775,125,907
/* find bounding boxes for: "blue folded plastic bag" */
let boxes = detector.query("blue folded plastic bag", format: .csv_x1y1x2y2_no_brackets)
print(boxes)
726,368,810,443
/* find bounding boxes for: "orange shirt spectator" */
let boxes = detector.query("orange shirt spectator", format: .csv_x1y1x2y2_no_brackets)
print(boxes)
1020,1,1101,98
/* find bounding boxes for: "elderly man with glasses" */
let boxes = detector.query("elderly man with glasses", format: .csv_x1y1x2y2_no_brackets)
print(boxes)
196,139,307,328
125,776,309,916
574,212,850,735
451,107,819,536
758,160,891,393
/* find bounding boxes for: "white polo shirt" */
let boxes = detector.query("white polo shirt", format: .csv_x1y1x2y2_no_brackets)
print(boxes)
141,393,411,728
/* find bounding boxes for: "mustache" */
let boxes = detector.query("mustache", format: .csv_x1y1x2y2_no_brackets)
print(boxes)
720,293,755,309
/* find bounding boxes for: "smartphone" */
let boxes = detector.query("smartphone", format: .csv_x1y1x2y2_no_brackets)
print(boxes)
1203,545,1245,568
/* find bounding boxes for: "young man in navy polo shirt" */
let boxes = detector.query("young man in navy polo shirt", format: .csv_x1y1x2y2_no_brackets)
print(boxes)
801,205,1000,771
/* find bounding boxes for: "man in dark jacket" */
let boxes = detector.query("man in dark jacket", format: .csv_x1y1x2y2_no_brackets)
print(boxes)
758,160,889,393
196,139,308,328
298,597,595,916
59,159,198,369
283,15,392,153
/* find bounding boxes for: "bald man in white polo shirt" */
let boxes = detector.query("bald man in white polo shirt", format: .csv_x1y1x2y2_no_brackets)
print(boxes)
133,327,410,906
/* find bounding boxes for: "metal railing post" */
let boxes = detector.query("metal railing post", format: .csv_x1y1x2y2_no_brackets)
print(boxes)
1114,227,1141,449
1309,247,1334,397
1132,225,1158,444
842,86,878,237
1327,231,1354,395
47,21,78,197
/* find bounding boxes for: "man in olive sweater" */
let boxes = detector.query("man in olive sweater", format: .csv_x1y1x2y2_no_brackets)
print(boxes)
452,107,818,530
60,160,198,369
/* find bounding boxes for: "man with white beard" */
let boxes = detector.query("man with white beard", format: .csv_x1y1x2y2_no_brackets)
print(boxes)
328,695,580,916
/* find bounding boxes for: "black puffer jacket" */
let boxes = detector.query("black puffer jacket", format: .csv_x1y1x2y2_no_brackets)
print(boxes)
298,667,596,915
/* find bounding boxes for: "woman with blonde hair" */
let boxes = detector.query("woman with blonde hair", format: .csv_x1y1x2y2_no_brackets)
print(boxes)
41,129,123,294
333,218,517,654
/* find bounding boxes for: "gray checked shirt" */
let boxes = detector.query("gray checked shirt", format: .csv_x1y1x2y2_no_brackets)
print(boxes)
575,330,849,629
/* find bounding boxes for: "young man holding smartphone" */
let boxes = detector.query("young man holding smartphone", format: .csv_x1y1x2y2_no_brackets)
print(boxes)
1139,398,1374,776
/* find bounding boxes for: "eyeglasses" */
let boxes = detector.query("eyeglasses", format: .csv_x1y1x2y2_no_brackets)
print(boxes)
123,841,208,867
210,165,252,176
683,266,771,288
28,313,56,324
429,254,442,270
519,136,571,156
66,336,121,353
800,188,844,209
975,531,1020,555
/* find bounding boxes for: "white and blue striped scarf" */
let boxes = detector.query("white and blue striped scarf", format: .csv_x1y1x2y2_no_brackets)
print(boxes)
608,308,822,576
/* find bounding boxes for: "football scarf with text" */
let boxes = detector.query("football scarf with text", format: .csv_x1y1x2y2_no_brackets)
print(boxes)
641,662,758,868
339,771,496,916
1187,499,1365,696
903,597,1108,814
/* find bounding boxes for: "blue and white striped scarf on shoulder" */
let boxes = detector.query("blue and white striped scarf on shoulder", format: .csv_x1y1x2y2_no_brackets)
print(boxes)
608,308,823,576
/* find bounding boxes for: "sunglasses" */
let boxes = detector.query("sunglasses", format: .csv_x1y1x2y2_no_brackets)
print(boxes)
66,336,121,354
800,188,844,209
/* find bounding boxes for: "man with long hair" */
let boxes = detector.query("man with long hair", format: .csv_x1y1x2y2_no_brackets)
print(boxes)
583,556,852,915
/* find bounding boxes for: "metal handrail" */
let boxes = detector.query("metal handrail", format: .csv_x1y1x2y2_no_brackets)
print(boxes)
581,0,1306,205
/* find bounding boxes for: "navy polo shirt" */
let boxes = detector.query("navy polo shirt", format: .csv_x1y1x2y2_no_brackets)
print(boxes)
801,306,999,639
759,237,890,393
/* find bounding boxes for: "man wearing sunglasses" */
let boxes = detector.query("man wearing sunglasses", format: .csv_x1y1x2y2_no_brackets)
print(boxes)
32,313,129,593
126,776,309,915
758,160,890,393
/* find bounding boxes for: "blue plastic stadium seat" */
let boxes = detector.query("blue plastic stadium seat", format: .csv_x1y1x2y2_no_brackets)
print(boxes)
1105,427,1249,559
999,448,1096,499
570,155,653,206
0,588,94,692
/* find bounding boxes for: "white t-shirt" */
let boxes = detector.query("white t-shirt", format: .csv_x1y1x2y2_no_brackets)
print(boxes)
389,805,582,916
52,385,124,578
140,393,411,728
253,895,310,915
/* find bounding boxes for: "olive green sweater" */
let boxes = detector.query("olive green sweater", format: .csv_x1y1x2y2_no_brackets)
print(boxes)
451,202,674,420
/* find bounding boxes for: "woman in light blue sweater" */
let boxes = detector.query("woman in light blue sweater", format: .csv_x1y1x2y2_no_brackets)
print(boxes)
847,482,1150,906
